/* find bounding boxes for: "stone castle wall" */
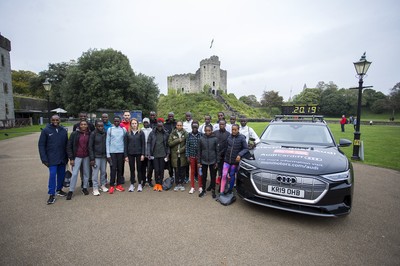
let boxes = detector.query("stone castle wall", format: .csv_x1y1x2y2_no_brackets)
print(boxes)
168,55,227,95
0,34,15,123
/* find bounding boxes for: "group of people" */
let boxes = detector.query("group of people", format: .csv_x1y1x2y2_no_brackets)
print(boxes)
38,110,260,205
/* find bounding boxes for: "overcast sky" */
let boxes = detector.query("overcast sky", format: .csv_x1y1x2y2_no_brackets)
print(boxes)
2,0,399,101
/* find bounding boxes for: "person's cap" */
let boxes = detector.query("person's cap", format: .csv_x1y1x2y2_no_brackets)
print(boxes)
143,118,150,123
157,118,165,123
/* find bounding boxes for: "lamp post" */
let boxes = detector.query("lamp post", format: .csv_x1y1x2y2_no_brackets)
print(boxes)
351,52,372,160
43,78,52,124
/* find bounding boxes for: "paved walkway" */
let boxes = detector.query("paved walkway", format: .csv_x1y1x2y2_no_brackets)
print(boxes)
0,132,399,265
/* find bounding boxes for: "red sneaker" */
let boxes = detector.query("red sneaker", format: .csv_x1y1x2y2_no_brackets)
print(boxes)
109,186,115,194
116,184,125,192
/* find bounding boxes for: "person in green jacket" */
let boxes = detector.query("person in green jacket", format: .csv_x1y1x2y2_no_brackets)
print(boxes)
168,121,188,191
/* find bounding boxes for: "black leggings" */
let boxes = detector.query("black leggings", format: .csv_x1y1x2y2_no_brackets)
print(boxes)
153,157,165,185
128,154,143,185
110,153,124,186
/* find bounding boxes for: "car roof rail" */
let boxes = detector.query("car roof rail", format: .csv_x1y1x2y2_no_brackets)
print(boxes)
273,115,325,123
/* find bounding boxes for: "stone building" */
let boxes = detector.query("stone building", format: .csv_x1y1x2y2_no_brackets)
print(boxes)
0,33,15,127
167,55,227,95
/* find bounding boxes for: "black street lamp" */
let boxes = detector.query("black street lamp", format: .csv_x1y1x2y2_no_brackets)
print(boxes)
351,52,372,160
43,78,52,124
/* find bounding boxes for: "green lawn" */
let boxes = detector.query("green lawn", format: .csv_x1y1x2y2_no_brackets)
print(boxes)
248,122,400,171
0,123,72,141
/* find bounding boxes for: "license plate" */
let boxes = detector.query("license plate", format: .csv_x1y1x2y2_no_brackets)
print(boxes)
267,185,305,198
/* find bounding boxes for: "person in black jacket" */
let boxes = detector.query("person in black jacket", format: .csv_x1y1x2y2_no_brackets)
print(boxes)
164,112,177,180
198,124,219,198
125,118,145,192
66,120,91,200
38,115,68,204
147,118,170,192
89,121,108,196
220,124,248,195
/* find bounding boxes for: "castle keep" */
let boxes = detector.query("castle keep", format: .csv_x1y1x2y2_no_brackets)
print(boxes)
167,55,227,95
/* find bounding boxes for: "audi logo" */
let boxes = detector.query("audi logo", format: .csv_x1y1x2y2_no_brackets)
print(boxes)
276,175,297,185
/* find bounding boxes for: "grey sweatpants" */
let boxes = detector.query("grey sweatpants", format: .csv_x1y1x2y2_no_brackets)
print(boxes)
69,157,90,192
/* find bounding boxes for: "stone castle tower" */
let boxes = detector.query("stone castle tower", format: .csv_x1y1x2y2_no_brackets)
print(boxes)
167,55,227,95
0,33,15,127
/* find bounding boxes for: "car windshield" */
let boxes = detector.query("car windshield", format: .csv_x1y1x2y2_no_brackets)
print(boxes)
261,124,335,146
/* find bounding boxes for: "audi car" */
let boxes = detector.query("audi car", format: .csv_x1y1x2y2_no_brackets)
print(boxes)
236,115,354,217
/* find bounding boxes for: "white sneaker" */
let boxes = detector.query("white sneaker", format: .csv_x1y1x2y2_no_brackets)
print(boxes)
189,187,195,194
100,185,108,192
174,185,180,192
137,184,143,192
93,189,100,196
179,185,185,191
128,184,135,192
199,187,203,194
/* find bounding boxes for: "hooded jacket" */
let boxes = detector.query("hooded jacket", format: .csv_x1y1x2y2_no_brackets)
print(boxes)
89,129,107,160
198,133,219,165
224,133,249,165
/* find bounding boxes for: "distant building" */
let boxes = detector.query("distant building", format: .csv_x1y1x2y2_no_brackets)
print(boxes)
0,33,14,127
167,55,227,95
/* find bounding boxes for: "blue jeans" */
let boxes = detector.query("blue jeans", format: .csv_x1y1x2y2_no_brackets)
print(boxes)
48,164,66,195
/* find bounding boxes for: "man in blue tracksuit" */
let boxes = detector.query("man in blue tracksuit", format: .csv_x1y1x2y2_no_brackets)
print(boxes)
38,115,69,204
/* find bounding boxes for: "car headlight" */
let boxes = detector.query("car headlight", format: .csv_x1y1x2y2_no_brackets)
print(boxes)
322,170,352,183
239,160,257,171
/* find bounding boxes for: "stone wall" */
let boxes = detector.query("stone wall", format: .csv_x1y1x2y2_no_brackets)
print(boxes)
0,34,15,126
167,55,227,95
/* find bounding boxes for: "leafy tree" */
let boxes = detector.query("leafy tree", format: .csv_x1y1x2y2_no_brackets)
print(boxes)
320,89,350,116
11,70,38,95
239,95,260,107
37,62,72,106
363,88,387,109
388,82,400,118
133,73,159,115
60,48,158,114
260,90,283,107
292,88,321,104
371,98,387,114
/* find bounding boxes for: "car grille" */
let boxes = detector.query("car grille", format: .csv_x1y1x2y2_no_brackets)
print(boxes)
251,171,328,204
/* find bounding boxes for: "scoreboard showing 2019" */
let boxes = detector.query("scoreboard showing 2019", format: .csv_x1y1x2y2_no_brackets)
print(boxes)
281,105,321,115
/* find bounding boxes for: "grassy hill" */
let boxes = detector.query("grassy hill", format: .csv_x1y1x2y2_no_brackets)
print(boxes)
157,93,269,122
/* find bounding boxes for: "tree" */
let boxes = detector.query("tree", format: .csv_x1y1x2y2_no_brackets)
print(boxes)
239,95,260,107
60,48,159,114
292,88,321,104
388,82,400,118
11,70,38,95
37,62,72,106
320,89,351,116
363,88,387,109
133,73,159,115
260,90,283,107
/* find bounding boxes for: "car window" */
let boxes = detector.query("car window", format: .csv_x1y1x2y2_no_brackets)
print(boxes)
261,124,334,146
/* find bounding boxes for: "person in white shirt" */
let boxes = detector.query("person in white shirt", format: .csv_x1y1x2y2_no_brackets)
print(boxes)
183,112,193,133
225,115,236,133
213,112,228,132
199,115,212,134
239,117,260,148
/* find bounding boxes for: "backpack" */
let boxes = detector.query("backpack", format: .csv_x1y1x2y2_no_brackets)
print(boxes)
217,193,236,206
63,166,72,188
162,177,174,191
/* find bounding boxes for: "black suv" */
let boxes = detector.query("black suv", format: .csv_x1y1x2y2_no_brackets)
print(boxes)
236,115,353,217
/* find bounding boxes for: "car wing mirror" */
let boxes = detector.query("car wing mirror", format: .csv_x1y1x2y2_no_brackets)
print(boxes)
338,139,352,147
